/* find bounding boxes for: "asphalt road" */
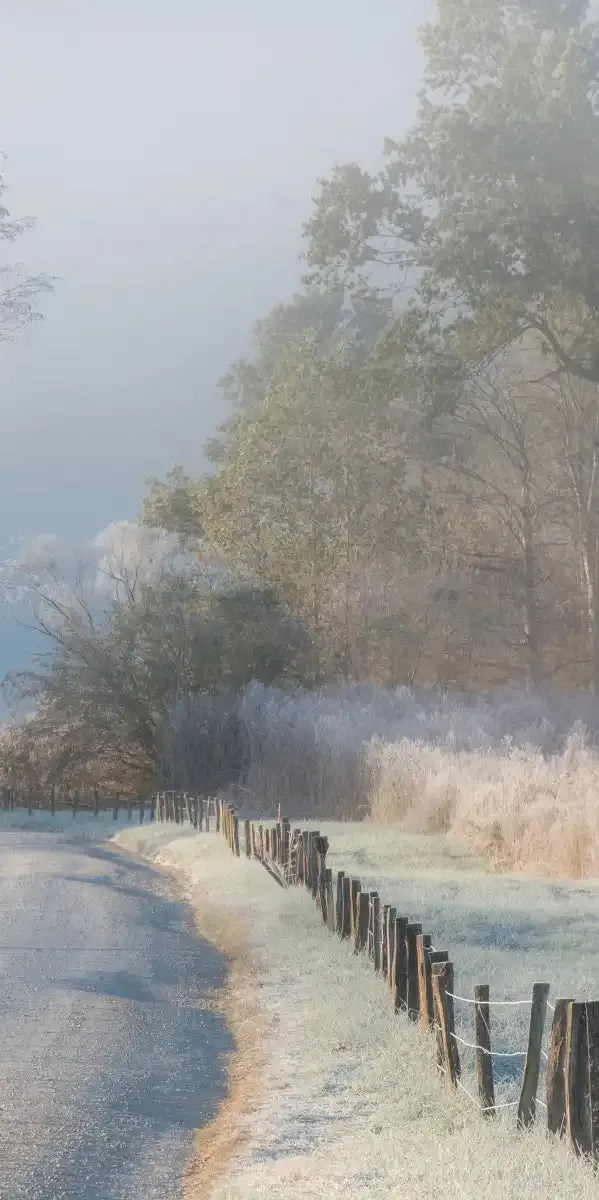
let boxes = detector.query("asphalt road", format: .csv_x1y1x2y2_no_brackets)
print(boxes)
0,830,231,1199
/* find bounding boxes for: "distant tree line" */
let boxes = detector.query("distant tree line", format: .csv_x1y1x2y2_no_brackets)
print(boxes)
6,0,599,795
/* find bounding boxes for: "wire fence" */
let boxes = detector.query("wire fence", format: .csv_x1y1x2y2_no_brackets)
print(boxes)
215,802,599,1164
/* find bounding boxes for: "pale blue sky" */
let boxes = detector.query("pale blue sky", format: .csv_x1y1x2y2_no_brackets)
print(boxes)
0,0,425,676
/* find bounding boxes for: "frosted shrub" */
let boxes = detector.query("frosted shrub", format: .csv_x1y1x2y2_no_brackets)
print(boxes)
368,734,599,876
163,683,599,874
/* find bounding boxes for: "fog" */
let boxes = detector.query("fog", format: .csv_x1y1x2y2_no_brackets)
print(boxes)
0,0,423,679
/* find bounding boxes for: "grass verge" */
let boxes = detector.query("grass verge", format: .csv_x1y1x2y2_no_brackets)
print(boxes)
115,823,599,1200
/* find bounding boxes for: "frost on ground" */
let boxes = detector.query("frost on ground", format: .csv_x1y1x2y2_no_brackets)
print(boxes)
115,822,599,1200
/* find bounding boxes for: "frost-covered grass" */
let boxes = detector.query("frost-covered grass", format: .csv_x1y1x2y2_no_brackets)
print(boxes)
235,684,599,875
115,822,599,1200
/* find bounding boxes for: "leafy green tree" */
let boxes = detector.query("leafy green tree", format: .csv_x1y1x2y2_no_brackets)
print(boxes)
305,0,599,396
199,337,408,679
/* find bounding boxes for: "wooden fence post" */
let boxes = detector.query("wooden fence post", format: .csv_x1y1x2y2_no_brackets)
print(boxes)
127,796,133,821
310,832,321,898
336,871,345,935
50,786,56,817
301,828,308,877
324,869,335,931
245,819,252,858
367,892,378,961
417,936,449,1030
382,905,390,977
319,867,328,923
139,795,145,825
432,962,460,1089
113,794,119,821
393,916,408,1012
350,880,361,942
416,934,432,1030
585,1002,599,1159
387,907,397,995
474,984,495,1117
546,998,574,1136
234,816,240,857
565,1000,599,1158
282,818,291,872
406,923,422,1020
373,895,382,972
355,891,370,953
517,982,550,1130
342,876,352,939
566,1002,586,1154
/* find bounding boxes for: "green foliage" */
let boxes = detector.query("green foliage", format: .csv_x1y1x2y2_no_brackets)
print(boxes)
305,0,599,395
200,337,410,677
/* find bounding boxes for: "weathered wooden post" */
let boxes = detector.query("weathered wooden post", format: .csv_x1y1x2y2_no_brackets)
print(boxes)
350,880,361,942
546,998,574,1136
314,836,329,891
474,985,495,1117
336,871,345,936
355,891,370,953
565,1000,599,1158
342,876,352,939
393,916,408,1012
373,895,382,972
310,832,321,898
432,962,460,1089
113,793,120,821
381,904,390,977
406,923,422,1020
325,869,335,932
387,907,397,996
282,818,291,874
517,983,550,1130
244,819,252,858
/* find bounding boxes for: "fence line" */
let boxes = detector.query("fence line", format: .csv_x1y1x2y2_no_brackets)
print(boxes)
214,799,599,1164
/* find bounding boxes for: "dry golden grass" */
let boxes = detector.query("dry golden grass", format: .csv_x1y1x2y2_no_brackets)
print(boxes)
182,911,268,1200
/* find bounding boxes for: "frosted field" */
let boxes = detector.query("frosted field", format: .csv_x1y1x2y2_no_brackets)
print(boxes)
116,822,599,1200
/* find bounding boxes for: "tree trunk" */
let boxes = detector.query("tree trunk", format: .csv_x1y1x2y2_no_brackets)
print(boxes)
522,510,542,689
